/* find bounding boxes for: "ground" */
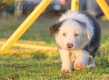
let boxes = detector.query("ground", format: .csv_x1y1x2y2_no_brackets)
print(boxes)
0,13,109,80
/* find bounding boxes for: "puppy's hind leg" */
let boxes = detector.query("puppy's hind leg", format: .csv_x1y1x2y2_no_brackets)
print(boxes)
87,47,98,68
87,55,96,68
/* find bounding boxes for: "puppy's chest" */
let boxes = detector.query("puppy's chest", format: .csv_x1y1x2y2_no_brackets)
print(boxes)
69,50,83,58
69,51,76,63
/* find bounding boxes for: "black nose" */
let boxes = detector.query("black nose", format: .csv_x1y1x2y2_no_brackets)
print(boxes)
67,43,73,48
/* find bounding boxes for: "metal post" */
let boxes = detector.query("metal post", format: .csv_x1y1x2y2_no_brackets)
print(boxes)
71,0,79,11
96,0,109,20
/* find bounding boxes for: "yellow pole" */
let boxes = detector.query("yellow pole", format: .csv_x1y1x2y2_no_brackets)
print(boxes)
71,0,79,11
1,0,52,52
96,0,109,20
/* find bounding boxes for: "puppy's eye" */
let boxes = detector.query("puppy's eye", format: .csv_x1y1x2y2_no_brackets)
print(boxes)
75,34,79,37
63,33,66,36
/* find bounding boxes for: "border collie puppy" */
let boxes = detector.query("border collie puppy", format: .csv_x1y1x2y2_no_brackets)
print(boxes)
49,10,101,72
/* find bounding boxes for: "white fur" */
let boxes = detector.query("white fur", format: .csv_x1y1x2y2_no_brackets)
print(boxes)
60,49,90,72
59,49,72,72
55,10,95,72
56,19,89,50
59,10,94,40
72,50,90,69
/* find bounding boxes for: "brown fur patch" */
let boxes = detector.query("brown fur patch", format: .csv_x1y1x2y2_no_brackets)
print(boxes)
49,22,62,36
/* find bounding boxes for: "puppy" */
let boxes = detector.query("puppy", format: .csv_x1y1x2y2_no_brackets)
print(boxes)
49,10,101,72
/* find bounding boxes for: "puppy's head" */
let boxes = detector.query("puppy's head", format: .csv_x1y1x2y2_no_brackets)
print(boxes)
49,19,92,50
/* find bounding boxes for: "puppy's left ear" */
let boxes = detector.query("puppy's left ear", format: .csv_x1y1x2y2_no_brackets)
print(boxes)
82,23,93,40
49,21,62,36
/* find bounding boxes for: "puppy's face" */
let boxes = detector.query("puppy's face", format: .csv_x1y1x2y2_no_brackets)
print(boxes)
50,20,90,50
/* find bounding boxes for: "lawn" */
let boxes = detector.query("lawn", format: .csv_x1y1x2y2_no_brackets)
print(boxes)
0,14,109,80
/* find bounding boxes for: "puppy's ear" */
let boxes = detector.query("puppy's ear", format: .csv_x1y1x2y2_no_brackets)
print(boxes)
82,23,93,40
49,21,62,36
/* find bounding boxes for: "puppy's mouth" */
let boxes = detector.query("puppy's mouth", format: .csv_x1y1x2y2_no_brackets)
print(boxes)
66,48,73,50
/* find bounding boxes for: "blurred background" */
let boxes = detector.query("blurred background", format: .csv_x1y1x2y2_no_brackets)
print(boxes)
1,0,109,18
0,0,109,46
0,0,109,79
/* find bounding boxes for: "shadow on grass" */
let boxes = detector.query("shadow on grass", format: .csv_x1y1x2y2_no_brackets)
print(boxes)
32,53,49,60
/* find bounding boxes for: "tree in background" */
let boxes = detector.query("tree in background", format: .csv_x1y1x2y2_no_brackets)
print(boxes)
1,0,10,18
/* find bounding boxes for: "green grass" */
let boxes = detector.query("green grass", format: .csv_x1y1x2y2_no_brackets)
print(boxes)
0,53,109,80
0,15,109,79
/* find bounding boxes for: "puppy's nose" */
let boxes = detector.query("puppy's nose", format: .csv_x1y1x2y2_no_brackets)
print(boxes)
67,43,73,48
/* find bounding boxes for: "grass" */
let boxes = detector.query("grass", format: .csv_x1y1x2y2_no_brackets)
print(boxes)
0,53,109,80
0,15,109,79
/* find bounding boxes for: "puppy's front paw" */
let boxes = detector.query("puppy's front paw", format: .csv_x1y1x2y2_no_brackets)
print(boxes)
74,63,84,70
60,68,72,72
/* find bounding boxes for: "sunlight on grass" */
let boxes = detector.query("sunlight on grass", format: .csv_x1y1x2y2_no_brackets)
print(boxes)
0,51,109,79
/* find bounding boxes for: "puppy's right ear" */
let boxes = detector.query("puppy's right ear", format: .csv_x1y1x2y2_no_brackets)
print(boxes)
49,21,62,36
